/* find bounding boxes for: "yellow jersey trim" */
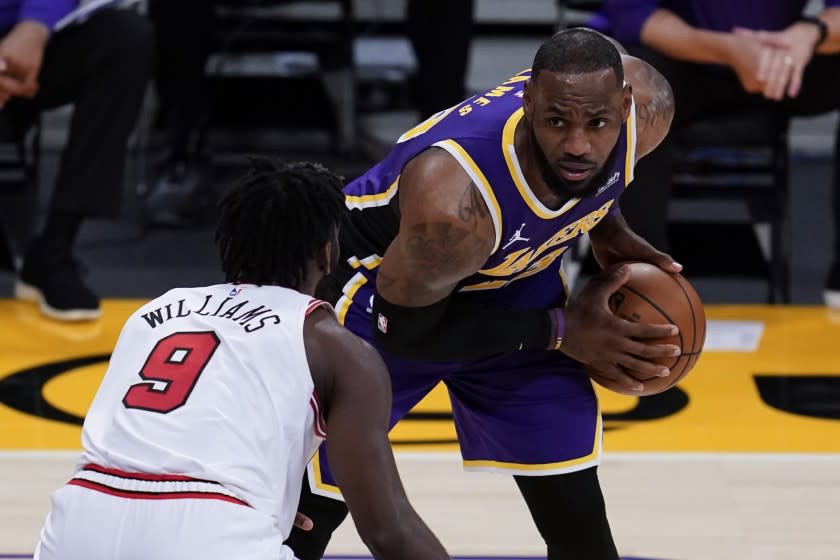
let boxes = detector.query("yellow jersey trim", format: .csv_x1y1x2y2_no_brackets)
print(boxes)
308,449,343,499
348,254,383,270
502,108,581,220
462,397,602,473
432,139,503,254
345,177,399,210
458,280,509,292
335,272,367,325
624,96,637,186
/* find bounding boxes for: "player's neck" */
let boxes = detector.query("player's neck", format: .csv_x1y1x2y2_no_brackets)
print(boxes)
513,119,570,210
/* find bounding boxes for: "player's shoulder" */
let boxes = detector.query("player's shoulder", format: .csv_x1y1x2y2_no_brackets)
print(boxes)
397,147,477,222
304,306,375,363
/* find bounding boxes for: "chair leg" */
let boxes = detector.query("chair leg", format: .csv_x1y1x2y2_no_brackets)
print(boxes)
0,221,15,273
766,192,793,304
321,67,356,155
779,206,792,303
769,214,781,304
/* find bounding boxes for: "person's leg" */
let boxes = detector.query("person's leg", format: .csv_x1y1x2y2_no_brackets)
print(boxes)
831,125,840,304
784,54,840,303
446,350,612,558
284,472,350,560
13,8,154,320
407,0,474,118
143,0,216,228
148,0,214,163
515,467,617,560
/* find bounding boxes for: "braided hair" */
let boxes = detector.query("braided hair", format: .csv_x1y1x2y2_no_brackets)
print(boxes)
215,157,345,289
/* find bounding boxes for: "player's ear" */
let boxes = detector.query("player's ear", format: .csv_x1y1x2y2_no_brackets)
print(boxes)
523,77,533,118
622,83,632,122
318,238,340,277
317,242,332,276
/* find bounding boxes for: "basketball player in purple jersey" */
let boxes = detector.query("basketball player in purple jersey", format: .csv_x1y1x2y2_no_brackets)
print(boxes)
287,29,680,559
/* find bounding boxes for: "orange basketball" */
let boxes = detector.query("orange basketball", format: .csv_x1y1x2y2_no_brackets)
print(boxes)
585,262,706,396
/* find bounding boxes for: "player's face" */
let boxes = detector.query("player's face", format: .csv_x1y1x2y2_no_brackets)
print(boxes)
523,68,631,199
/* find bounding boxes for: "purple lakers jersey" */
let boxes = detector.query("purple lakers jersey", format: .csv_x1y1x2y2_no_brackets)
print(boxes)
331,69,637,321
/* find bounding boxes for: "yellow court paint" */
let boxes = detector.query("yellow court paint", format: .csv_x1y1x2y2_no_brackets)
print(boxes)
1,300,840,452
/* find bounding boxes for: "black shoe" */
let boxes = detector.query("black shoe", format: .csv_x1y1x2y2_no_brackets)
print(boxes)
142,158,212,228
825,261,840,309
15,243,101,321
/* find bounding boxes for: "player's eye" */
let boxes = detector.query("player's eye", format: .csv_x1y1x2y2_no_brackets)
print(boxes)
590,118,608,129
548,117,564,128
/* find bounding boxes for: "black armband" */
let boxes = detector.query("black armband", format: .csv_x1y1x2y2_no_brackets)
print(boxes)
370,289,557,362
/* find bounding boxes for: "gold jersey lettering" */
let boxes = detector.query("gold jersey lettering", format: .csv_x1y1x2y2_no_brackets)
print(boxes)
474,97,491,107
397,105,457,143
485,85,514,97
502,75,529,85
471,200,614,288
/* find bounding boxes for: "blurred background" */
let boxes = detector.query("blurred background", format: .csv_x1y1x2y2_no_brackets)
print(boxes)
0,0,836,306
1,1,840,558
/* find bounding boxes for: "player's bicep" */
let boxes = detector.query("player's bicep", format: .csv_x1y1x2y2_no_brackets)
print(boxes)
622,55,675,160
377,149,495,307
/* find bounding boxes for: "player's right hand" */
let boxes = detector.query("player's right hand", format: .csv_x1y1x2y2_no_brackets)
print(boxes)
558,264,681,393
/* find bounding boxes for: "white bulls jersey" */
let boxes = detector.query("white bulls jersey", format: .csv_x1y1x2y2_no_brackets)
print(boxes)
38,284,329,560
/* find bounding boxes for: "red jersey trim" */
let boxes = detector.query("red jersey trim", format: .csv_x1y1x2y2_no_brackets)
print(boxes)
309,390,328,438
81,463,216,483
69,464,250,507
68,479,250,507
306,299,334,317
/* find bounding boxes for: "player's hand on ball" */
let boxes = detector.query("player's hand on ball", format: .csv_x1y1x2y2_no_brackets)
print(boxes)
559,264,680,393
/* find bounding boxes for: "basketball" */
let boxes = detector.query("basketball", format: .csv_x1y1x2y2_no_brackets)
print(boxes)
586,262,706,396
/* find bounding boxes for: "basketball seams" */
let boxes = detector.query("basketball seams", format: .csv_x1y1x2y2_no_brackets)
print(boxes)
662,275,697,381
671,274,702,354
620,284,684,372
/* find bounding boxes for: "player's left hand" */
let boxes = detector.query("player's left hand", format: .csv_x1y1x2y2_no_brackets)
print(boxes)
589,214,682,274
294,512,314,531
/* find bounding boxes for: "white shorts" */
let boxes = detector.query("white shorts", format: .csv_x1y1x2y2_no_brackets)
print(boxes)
35,468,295,560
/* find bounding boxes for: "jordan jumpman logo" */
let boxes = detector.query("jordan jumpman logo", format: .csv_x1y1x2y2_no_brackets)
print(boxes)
502,223,531,250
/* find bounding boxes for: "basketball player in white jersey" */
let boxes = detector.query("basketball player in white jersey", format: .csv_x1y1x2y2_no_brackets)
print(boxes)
34,159,450,560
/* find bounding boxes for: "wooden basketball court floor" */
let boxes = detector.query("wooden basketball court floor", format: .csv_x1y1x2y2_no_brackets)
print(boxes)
1,299,839,559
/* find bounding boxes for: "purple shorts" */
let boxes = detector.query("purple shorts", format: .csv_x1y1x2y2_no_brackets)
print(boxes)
307,284,601,499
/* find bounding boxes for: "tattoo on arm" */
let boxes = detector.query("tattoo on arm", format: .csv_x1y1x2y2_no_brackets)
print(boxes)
635,61,674,131
632,58,675,158
457,182,488,228
379,182,493,305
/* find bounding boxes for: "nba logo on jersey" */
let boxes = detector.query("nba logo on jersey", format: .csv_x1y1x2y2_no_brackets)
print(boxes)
229,287,244,297
597,172,621,195
377,313,388,333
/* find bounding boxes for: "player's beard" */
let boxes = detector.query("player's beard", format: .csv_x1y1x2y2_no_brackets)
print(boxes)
529,123,620,200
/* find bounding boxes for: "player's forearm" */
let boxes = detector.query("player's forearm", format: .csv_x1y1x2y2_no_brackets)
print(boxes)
372,289,555,361
816,8,840,54
640,9,735,65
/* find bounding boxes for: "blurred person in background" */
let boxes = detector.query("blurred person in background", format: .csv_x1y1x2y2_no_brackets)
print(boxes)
5,2,153,320
601,0,840,306
143,0,214,228
407,0,474,119
143,0,474,227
